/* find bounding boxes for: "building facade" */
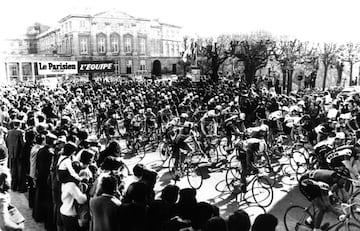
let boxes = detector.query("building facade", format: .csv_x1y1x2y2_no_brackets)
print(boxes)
1,10,182,83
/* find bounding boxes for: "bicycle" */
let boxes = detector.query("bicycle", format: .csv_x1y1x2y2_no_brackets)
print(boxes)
167,131,205,189
225,154,274,208
284,201,360,231
203,135,229,171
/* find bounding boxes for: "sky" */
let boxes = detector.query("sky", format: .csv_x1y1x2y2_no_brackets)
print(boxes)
1,0,360,43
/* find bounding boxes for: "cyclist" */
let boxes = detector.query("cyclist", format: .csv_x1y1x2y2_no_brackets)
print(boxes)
299,169,350,231
144,108,158,133
237,136,267,193
130,109,146,140
221,102,243,147
171,121,194,180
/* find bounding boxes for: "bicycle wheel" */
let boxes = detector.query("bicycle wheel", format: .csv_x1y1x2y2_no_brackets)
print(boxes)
284,205,313,231
158,141,170,162
225,166,243,193
228,155,242,178
350,190,360,223
251,176,273,208
186,153,204,189
134,140,146,161
253,151,272,173
334,222,360,231
168,156,176,179
289,147,309,180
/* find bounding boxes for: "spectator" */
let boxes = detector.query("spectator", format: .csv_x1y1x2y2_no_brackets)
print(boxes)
227,209,251,231
203,216,226,231
252,214,278,231
163,188,197,231
5,119,24,192
119,181,149,231
33,132,57,231
0,169,24,230
160,184,180,218
90,175,120,231
191,202,216,231
20,129,36,192
60,161,87,231
96,141,121,166
28,134,44,209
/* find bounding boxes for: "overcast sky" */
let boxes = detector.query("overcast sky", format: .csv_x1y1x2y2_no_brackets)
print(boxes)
1,0,359,43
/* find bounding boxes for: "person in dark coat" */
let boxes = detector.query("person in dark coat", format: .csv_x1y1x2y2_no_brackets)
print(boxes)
90,175,121,231
33,132,57,231
19,129,35,192
5,119,24,191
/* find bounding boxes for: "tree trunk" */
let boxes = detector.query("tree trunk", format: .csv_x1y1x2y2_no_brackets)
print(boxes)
323,65,328,91
336,65,343,86
282,68,287,94
287,69,293,95
244,63,257,86
349,62,353,86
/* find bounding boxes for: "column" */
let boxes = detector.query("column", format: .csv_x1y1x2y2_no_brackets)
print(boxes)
31,62,36,82
6,62,11,83
18,62,23,82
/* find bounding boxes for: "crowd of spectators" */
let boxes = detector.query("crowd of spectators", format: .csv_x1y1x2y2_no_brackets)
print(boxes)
0,78,285,230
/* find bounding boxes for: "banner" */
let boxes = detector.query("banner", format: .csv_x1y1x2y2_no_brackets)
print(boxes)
37,61,78,75
78,61,115,73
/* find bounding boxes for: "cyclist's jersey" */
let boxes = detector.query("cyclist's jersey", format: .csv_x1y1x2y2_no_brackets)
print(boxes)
131,114,146,127
200,110,217,126
242,138,266,153
222,107,240,126
268,110,283,121
245,125,269,139
300,169,338,192
324,145,354,169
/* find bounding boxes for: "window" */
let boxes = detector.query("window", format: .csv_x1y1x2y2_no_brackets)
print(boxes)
97,35,106,53
80,37,88,54
11,65,18,76
80,20,86,28
69,21,72,31
171,44,175,56
125,36,132,53
114,60,120,74
65,38,69,53
163,42,168,56
110,34,119,53
140,60,146,70
139,38,146,54
69,37,73,54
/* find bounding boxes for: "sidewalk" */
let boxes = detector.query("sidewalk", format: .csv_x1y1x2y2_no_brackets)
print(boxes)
10,191,45,231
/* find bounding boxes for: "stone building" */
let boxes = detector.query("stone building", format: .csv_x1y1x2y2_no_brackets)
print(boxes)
1,10,182,83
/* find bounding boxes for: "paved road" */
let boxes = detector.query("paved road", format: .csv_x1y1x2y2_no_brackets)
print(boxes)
11,139,340,231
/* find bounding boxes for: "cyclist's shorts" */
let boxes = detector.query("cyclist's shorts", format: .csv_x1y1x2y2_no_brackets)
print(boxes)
299,174,322,201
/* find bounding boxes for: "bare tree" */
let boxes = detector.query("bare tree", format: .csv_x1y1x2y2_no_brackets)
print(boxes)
230,38,275,86
197,37,230,83
273,39,303,94
318,43,338,90
178,36,192,76
338,42,360,85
